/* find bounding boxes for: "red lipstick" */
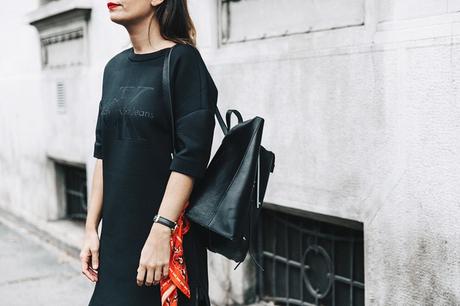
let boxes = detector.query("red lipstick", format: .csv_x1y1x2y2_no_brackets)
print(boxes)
107,2,121,10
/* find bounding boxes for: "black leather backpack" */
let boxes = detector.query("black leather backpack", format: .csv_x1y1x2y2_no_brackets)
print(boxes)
163,46,275,270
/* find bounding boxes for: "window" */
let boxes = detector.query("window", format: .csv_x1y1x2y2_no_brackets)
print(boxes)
220,0,365,44
40,28,85,69
28,2,91,69
59,164,88,220
256,208,364,306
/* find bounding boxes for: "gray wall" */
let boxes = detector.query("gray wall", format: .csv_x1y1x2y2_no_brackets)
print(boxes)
0,0,459,305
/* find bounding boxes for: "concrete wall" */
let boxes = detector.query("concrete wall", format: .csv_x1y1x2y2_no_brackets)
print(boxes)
0,0,49,220
0,0,459,305
198,0,460,304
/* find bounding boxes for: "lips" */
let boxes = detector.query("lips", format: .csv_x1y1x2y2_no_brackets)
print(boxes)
107,2,121,9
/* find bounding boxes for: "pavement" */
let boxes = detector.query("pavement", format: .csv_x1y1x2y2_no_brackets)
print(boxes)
0,220,95,306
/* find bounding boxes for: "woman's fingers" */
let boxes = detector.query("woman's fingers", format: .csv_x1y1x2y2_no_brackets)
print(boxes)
145,266,155,286
83,267,98,282
162,264,169,279
137,262,169,286
91,248,99,271
80,249,98,282
136,264,147,286
153,264,164,284
81,259,93,282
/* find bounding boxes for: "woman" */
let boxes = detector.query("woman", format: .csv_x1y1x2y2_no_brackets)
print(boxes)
79,0,217,305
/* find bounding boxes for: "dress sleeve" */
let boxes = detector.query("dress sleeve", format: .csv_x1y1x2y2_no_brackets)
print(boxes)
93,100,104,159
93,62,111,160
169,44,217,179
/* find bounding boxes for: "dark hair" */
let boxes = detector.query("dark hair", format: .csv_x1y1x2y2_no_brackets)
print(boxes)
151,0,197,47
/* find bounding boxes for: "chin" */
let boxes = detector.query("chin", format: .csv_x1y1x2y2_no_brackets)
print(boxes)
108,12,129,24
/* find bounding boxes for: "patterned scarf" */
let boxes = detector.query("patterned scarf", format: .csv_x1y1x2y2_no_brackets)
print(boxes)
160,201,191,305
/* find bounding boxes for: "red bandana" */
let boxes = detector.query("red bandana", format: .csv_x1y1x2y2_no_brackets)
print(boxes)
160,201,191,306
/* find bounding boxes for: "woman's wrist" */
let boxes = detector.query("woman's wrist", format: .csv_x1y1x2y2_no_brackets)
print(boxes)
151,222,173,235
85,221,99,233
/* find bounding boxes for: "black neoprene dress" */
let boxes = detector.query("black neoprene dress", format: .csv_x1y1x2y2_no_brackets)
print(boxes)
87,43,217,306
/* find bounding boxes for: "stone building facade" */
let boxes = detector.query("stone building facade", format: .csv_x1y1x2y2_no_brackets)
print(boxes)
0,0,459,305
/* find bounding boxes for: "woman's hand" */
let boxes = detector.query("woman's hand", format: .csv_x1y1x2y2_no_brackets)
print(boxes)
137,223,172,286
80,229,100,282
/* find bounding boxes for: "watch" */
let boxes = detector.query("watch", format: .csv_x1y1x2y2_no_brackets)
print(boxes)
153,214,177,231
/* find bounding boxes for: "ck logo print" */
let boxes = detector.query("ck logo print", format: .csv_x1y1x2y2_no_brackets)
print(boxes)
102,85,156,120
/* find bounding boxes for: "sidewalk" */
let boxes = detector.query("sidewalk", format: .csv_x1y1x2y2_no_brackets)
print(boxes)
0,220,94,306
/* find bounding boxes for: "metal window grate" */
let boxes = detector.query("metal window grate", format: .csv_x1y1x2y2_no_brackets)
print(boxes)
256,208,364,306
64,165,88,220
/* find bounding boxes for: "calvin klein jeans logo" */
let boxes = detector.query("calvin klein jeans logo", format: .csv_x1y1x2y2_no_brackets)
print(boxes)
119,108,154,119
102,85,156,119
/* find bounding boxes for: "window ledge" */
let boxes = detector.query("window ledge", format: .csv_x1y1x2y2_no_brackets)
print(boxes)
26,0,92,29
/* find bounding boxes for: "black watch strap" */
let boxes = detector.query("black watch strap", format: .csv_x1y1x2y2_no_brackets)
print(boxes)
153,214,177,230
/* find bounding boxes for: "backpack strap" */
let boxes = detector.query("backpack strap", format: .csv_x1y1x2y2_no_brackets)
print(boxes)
163,45,265,272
